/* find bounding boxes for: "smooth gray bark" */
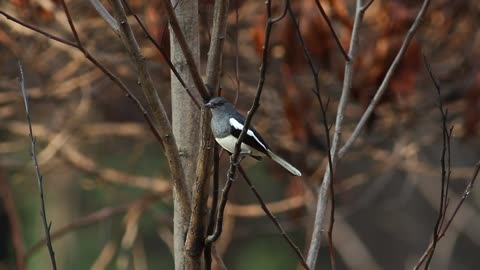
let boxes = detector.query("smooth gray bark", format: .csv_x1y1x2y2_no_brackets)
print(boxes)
169,0,202,269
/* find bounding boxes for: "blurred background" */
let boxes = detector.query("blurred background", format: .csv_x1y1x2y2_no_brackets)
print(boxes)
1,0,480,269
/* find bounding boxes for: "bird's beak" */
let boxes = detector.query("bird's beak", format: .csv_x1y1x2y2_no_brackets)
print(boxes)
205,102,213,109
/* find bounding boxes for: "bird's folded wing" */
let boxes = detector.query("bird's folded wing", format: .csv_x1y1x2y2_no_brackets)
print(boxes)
228,117,269,155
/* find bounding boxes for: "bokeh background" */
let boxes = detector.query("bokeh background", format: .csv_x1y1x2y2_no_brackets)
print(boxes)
1,0,480,269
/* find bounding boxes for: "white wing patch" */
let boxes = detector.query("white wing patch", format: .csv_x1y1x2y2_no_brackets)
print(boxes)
229,118,267,150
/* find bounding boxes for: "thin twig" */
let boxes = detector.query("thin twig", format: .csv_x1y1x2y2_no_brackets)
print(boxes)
239,166,309,269
422,55,451,269
363,0,376,11
414,162,480,269
18,62,57,270
205,0,288,245
204,163,235,244
413,55,479,270
161,0,211,101
0,11,78,47
121,0,202,109
204,0,230,96
285,2,336,267
313,0,350,61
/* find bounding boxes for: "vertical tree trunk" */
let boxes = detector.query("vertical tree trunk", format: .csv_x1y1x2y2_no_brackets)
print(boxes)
169,0,201,269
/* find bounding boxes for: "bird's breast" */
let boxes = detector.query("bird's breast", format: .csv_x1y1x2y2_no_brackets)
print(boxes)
215,135,253,155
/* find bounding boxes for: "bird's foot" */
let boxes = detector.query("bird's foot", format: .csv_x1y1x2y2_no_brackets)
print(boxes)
230,154,246,168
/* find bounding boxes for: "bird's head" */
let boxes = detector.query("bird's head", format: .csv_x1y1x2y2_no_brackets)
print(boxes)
205,97,231,110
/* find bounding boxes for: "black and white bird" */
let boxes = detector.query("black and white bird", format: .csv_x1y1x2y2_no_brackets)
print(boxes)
205,97,302,176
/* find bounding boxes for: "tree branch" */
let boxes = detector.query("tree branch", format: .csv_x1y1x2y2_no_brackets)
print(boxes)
105,3,194,269
18,62,57,270
89,0,120,33
0,10,78,48
185,108,214,269
239,166,309,269
306,0,371,268
205,144,220,270
1,6,169,148
285,2,336,267
307,0,431,267
120,0,202,109
338,0,431,158
413,54,479,270
205,0,288,245
313,0,349,61
204,0,230,96
414,162,480,269
422,55,451,269
109,0,191,213
161,0,211,101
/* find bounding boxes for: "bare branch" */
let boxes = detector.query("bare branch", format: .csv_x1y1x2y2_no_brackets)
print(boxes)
109,0,191,214
205,0,230,96
18,62,57,270
238,167,309,269
204,161,235,245
422,55,451,269
313,0,349,61
306,0,368,267
205,0,288,245
413,55,479,270
363,0,375,11
339,0,431,158
0,11,78,48
106,4,195,269
285,2,336,267
1,6,171,148
121,0,202,109
414,162,480,269
161,0,211,101
307,1,431,268
205,144,220,269
88,0,120,33
185,108,214,269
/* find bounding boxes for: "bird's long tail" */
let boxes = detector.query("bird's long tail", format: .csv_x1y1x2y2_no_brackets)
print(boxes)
267,150,302,176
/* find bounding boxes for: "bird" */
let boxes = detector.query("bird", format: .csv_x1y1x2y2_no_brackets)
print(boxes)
205,97,302,176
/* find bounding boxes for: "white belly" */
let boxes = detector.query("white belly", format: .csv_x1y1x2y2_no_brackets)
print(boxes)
215,135,250,154
215,135,264,157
